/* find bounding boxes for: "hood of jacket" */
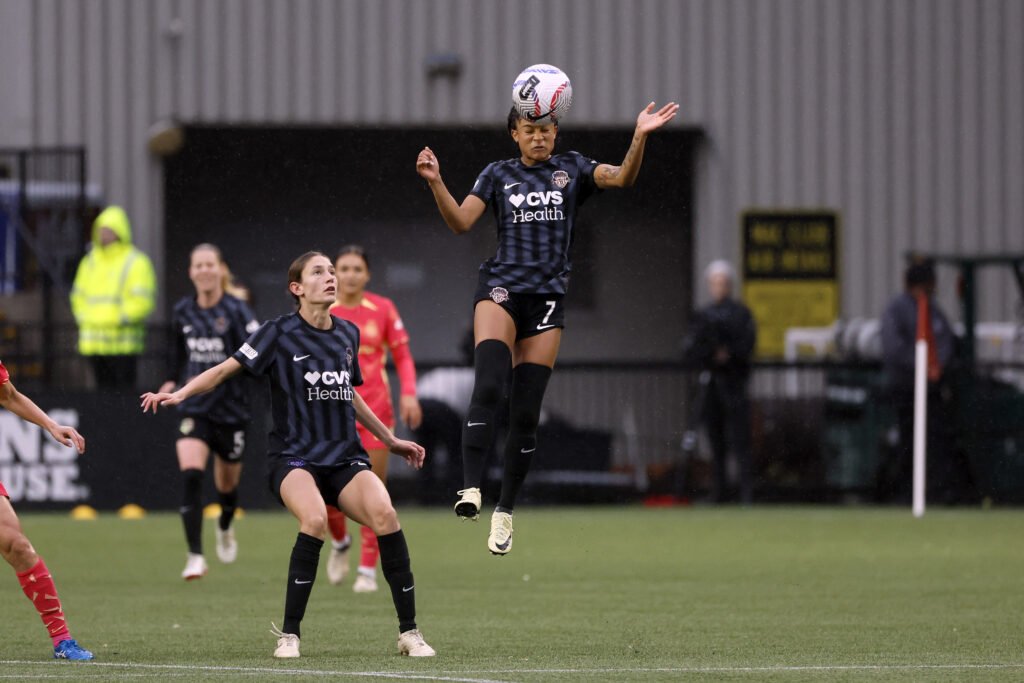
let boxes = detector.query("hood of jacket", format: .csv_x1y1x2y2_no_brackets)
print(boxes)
91,206,133,246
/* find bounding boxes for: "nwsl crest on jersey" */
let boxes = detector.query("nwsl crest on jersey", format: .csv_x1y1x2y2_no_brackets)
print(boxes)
551,170,570,188
489,287,510,304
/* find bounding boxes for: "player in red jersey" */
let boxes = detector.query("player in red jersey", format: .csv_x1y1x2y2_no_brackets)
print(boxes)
325,245,422,593
0,361,94,660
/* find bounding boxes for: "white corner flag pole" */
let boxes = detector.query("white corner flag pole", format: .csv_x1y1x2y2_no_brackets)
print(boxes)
912,339,928,517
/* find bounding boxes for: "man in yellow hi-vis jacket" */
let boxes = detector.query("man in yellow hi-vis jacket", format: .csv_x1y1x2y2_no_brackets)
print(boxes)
70,206,156,391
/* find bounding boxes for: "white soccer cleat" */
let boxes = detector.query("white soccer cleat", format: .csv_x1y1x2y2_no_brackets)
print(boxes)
487,511,514,555
270,623,300,658
454,487,481,521
181,552,208,580
215,526,238,563
352,571,378,593
327,537,351,585
397,629,436,657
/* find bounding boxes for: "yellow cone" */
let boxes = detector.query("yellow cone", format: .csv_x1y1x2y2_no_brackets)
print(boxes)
69,505,97,520
118,503,146,519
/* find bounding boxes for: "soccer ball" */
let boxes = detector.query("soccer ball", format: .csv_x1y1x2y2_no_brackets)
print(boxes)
511,64,573,125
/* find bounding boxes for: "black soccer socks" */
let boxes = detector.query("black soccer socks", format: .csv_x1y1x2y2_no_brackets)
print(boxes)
378,529,417,634
180,468,204,554
283,532,323,638
217,488,238,531
498,363,552,510
462,339,511,488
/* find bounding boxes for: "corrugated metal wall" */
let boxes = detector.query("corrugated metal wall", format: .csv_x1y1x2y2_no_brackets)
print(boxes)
3,0,1022,324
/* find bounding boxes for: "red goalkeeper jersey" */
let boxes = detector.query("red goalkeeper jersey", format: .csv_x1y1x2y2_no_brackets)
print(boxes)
329,292,416,432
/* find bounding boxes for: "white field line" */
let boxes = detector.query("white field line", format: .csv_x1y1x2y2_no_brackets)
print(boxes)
0,661,510,682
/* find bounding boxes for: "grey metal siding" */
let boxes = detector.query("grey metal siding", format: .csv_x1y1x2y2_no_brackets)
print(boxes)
2,0,1021,331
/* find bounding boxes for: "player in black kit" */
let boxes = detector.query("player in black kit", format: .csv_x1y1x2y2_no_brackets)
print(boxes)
416,99,678,555
159,244,261,580
141,251,435,659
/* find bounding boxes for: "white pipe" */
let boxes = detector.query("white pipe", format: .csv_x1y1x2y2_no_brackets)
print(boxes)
912,339,928,517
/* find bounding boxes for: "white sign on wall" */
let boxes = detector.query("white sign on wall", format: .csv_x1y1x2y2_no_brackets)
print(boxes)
0,408,89,502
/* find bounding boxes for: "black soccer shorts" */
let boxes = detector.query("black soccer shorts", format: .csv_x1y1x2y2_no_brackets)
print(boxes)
474,282,565,341
177,416,246,463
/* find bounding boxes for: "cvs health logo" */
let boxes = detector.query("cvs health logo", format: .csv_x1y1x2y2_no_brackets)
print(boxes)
508,191,565,223
304,369,354,402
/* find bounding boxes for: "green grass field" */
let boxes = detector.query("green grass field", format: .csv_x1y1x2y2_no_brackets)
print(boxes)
2,506,1024,681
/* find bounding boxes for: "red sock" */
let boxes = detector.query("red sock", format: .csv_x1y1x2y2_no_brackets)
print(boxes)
359,525,379,570
17,558,70,647
326,506,348,544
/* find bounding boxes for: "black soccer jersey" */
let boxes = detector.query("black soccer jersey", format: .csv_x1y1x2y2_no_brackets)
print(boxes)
232,312,368,467
470,151,599,294
169,293,261,424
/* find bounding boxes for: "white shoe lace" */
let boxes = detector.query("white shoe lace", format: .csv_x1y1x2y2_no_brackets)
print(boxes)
269,622,297,645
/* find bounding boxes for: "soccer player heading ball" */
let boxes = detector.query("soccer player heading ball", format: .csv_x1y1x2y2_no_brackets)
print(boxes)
142,252,434,658
416,66,678,556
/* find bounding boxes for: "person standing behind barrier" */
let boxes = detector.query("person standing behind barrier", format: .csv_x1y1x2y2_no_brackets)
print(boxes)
324,245,422,594
878,260,956,504
157,244,261,580
683,260,757,504
70,205,156,392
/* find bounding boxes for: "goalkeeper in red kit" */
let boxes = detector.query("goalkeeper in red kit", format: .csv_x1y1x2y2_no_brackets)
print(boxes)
0,360,94,660
324,246,422,593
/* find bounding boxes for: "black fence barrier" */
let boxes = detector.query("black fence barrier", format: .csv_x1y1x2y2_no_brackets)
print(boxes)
3,359,1024,510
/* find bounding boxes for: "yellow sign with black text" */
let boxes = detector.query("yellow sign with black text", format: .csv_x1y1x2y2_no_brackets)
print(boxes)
741,211,839,358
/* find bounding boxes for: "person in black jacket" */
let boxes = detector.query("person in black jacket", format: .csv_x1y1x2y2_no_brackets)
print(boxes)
682,260,757,503
878,260,958,503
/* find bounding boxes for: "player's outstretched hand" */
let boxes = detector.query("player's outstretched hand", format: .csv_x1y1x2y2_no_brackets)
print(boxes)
416,147,440,182
389,438,426,470
140,391,181,414
636,101,679,135
47,424,85,454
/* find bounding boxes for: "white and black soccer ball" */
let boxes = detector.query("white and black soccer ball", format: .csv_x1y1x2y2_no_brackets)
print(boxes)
511,64,573,125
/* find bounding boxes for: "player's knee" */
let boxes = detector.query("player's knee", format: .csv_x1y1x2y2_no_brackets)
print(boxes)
508,363,552,435
2,533,36,568
470,340,511,407
365,504,399,536
508,404,540,435
298,511,328,538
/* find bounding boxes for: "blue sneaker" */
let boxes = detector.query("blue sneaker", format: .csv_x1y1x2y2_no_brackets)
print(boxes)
53,639,94,660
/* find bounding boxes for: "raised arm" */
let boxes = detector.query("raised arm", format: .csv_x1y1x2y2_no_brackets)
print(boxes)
416,146,487,234
141,357,243,413
594,101,679,189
